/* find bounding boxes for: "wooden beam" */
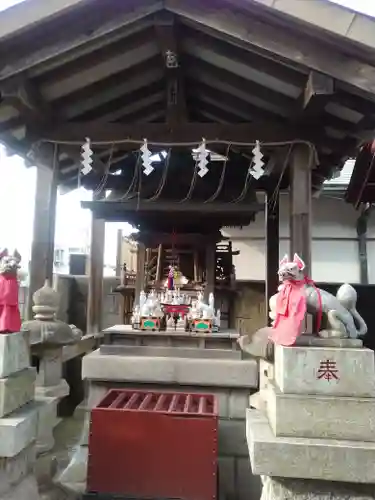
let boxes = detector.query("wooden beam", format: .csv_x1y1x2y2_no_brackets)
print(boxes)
302,71,334,115
169,1,375,96
193,102,348,154
135,231,223,246
82,199,264,215
155,12,187,125
38,121,307,145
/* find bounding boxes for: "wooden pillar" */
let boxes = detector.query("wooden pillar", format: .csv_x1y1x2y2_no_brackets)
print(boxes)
265,191,280,325
115,229,123,276
87,192,105,334
135,243,146,304
357,208,370,284
289,145,313,276
193,250,199,282
205,242,216,300
27,148,59,320
156,243,163,282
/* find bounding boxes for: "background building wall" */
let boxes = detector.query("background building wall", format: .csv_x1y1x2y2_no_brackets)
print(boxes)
224,194,375,284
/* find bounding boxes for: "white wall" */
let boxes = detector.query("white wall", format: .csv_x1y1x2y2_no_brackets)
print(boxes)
223,194,375,284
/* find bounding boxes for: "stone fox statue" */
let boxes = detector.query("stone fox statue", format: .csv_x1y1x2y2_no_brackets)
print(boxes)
238,253,368,360
270,253,367,340
0,248,21,333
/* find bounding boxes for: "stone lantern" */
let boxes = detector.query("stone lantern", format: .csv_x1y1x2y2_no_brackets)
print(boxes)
22,280,82,454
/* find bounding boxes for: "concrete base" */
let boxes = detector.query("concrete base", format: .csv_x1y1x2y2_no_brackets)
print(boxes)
0,368,36,418
267,381,375,442
261,475,375,500
0,401,39,457
0,332,30,378
274,345,375,396
247,409,375,483
0,474,40,500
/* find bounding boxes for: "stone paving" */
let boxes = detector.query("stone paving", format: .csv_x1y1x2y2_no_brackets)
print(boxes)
38,408,85,500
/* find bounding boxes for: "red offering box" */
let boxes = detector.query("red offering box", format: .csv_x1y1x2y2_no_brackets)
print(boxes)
87,389,218,500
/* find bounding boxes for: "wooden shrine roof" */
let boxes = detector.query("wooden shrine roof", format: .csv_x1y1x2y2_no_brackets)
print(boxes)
1,0,375,197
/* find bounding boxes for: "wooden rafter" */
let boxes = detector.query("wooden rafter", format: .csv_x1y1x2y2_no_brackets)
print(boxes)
302,71,334,116
169,1,375,97
0,1,162,81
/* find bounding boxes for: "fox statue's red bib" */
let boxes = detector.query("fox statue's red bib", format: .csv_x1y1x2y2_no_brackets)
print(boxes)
269,253,318,346
0,249,22,334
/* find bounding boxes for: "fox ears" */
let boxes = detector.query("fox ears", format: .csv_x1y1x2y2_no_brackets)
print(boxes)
279,253,305,271
0,248,21,263
13,250,21,263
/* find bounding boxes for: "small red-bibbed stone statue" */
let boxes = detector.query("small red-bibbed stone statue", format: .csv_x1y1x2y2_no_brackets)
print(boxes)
0,248,21,333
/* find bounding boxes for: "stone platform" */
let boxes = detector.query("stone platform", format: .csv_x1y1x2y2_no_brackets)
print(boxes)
58,341,260,500
102,324,239,350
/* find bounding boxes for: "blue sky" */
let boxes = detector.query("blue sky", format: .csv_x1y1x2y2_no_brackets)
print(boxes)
0,0,373,267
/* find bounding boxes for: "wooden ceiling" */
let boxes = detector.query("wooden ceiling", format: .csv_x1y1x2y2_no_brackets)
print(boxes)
0,0,375,194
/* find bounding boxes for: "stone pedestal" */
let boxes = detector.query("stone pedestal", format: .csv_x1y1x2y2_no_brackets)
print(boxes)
57,343,260,500
247,339,375,497
0,331,40,500
260,476,375,500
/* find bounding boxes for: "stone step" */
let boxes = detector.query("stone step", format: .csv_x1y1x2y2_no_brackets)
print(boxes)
0,332,30,378
100,344,242,360
275,344,375,397
0,445,35,498
0,401,39,458
267,381,375,442
0,368,36,418
83,349,258,389
247,409,375,483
